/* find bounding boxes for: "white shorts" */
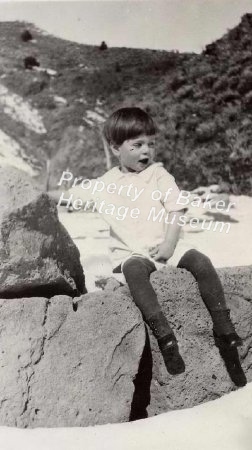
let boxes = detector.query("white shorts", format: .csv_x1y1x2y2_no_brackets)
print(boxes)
113,239,198,283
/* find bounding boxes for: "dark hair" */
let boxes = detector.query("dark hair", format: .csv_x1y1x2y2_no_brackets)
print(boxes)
103,107,157,146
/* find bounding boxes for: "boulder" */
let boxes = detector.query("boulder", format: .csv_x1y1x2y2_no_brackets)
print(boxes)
147,265,252,416
0,167,85,298
0,264,250,427
0,292,146,427
94,266,252,417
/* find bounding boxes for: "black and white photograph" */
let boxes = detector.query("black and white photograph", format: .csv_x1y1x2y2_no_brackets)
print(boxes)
0,0,251,448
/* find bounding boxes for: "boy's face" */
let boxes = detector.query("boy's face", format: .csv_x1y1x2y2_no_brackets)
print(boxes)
111,134,156,173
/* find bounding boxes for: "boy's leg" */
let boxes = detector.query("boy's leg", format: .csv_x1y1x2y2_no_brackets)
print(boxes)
122,256,160,320
122,256,178,353
177,249,242,347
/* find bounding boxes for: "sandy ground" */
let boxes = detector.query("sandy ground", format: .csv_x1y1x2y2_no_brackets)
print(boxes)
0,383,252,450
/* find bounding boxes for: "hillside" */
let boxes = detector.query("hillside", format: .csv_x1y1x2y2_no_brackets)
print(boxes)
0,14,251,194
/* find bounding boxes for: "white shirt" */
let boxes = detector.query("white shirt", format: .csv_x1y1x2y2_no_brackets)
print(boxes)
69,162,192,269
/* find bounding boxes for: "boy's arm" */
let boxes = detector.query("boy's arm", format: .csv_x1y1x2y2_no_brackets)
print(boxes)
149,211,184,262
150,166,185,262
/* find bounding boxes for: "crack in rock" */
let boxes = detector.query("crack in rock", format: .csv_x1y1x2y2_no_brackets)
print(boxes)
18,298,50,425
107,323,140,371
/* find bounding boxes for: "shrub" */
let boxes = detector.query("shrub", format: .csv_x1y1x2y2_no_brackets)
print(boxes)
24,79,48,96
195,121,217,142
222,105,239,122
227,65,242,77
21,29,33,42
115,62,121,72
203,42,218,56
153,52,179,72
243,91,252,112
241,118,252,129
201,73,217,88
216,90,240,105
238,69,252,94
228,27,242,41
213,76,229,93
99,41,108,50
35,94,56,110
24,56,40,70
175,85,194,99
242,13,252,26
170,74,186,90
184,114,199,132
229,76,239,89
241,36,252,50
239,51,252,64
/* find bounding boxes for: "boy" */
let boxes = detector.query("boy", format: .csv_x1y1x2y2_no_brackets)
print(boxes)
68,107,242,372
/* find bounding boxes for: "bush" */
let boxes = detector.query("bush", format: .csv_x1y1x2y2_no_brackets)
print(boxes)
213,76,229,93
228,27,242,41
222,105,239,122
227,65,242,77
189,63,211,80
24,79,48,96
229,76,239,89
203,42,218,56
35,94,56,110
201,73,217,88
241,36,252,50
115,62,121,72
99,41,108,50
21,29,33,42
239,51,252,64
184,114,199,132
24,56,40,70
195,121,217,142
216,90,240,105
170,74,186,90
175,85,194,99
240,118,252,130
243,91,252,112
238,69,252,94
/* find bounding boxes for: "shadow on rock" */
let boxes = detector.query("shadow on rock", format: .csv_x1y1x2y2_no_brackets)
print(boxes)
130,326,153,421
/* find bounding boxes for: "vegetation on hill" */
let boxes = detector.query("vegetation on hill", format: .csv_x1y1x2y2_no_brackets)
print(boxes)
0,14,251,194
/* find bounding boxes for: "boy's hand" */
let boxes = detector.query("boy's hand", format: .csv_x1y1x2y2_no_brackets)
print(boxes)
149,242,175,263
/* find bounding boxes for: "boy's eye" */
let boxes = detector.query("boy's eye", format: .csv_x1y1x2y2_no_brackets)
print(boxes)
131,143,142,149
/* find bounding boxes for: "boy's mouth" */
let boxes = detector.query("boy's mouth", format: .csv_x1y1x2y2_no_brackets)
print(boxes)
138,157,149,164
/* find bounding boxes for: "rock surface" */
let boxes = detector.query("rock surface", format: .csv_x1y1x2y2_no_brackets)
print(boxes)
147,265,252,416
0,167,85,298
0,265,251,427
93,266,252,417
0,292,146,427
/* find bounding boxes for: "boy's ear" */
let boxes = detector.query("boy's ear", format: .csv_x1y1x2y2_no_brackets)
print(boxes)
110,144,120,157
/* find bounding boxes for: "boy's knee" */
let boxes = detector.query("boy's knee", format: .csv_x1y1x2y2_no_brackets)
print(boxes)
123,257,155,278
123,257,144,274
178,249,212,271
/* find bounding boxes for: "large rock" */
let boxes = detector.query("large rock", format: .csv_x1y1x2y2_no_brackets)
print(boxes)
0,265,250,427
95,266,252,417
147,265,252,416
0,167,85,298
0,291,146,427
